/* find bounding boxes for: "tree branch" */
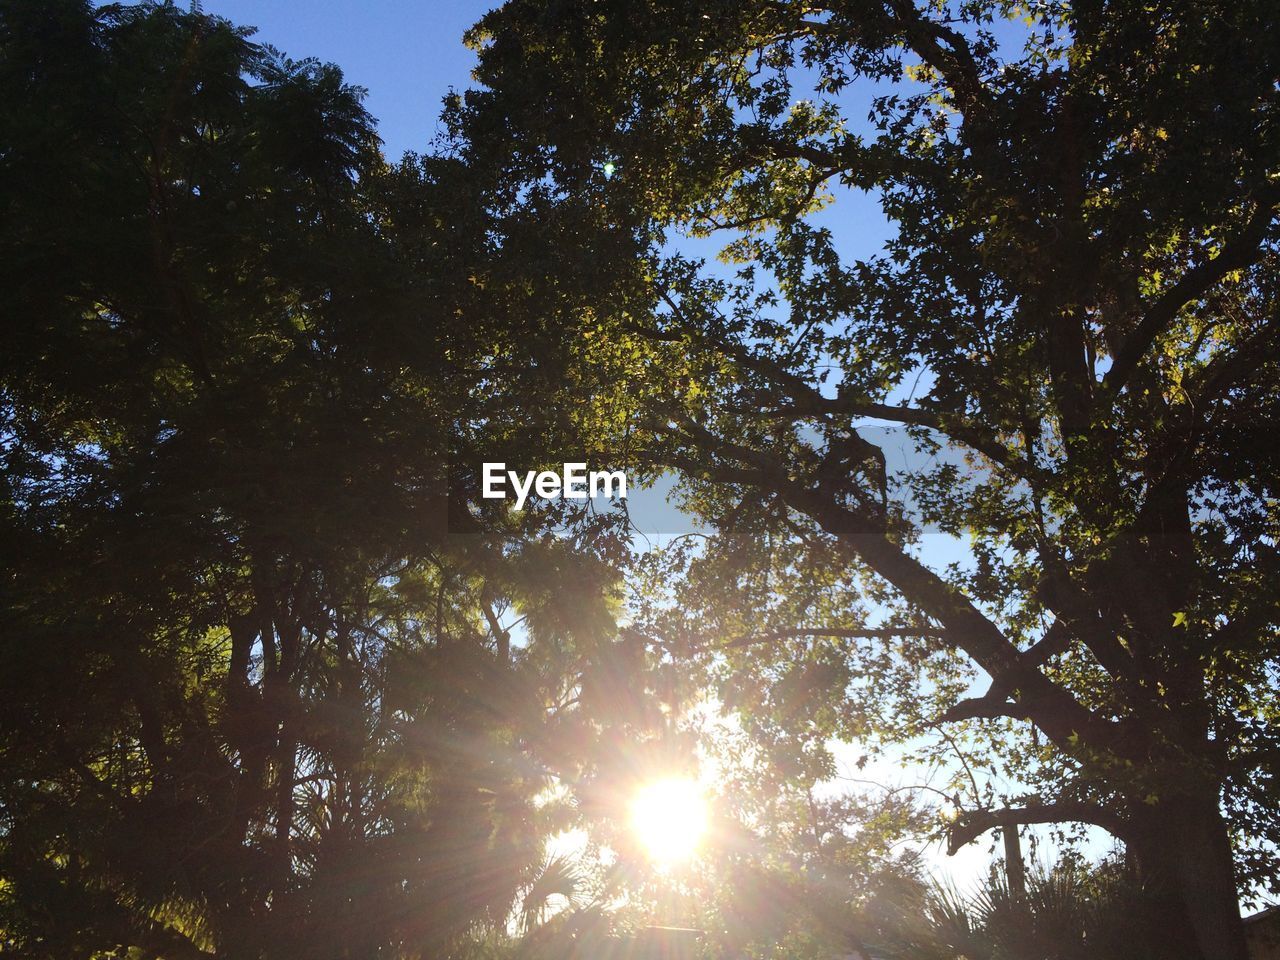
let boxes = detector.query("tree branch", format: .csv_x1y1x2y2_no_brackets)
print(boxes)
885,0,990,113
644,292,1032,480
1105,187,1279,393
939,694,1032,723
948,802,1134,855
937,621,1074,723
732,399,1036,481
719,626,947,650
661,418,1130,758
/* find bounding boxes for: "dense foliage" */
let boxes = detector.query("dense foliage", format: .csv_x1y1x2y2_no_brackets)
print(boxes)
5,1,1280,959
864,857,1174,960
0,3,637,957
447,1,1280,958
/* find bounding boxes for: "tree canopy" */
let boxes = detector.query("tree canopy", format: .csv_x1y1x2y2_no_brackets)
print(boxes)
0,3,637,957
3,1,1280,959
446,1,1280,958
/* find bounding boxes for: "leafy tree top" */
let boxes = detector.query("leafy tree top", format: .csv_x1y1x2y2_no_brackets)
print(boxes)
448,1,1280,955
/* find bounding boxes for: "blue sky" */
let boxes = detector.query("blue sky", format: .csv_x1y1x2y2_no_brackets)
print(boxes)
201,0,495,160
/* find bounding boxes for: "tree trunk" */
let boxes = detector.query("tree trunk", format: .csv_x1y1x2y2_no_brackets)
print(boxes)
1002,822,1026,898
1146,785,1248,960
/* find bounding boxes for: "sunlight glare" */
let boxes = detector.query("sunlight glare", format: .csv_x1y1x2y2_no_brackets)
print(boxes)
629,777,708,867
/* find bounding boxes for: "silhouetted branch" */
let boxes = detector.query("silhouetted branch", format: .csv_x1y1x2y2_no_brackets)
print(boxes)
1105,187,1279,393
719,626,947,650
947,802,1133,855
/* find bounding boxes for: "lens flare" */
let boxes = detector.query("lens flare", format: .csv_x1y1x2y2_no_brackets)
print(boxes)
629,777,708,867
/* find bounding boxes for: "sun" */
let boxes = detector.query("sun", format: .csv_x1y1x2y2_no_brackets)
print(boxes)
629,777,709,867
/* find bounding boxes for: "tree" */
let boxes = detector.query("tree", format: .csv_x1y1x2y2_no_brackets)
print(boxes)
0,3,627,956
447,1,1280,958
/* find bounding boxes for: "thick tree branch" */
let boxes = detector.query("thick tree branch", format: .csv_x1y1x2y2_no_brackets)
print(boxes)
1185,307,1280,408
947,802,1134,855
1105,188,1279,393
719,626,947,650
884,0,990,113
643,292,1032,480
939,695,1031,722
663,418,1131,758
938,621,1074,722
788,487,1127,754
1036,557,1137,681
